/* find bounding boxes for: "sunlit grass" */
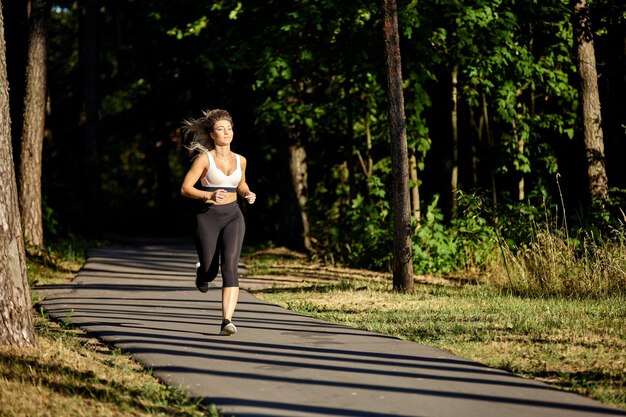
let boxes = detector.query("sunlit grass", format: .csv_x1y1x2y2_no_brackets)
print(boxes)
253,277,626,410
485,223,626,298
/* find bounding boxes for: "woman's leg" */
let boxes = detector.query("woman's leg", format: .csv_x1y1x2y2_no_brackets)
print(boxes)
194,210,221,282
222,287,240,320
219,206,245,321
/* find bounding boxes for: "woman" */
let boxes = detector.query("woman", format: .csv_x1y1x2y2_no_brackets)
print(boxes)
180,109,256,336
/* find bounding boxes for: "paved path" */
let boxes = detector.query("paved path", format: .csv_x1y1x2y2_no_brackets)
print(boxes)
36,240,626,417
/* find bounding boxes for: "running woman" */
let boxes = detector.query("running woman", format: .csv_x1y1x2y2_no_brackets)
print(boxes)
180,109,256,335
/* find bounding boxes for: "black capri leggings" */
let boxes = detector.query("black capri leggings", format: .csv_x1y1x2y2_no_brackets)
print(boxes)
194,202,245,287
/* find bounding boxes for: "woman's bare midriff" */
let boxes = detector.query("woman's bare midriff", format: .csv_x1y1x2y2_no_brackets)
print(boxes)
209,193,237,205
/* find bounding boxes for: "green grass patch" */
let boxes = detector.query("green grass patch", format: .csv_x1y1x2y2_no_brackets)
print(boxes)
253,279,626,411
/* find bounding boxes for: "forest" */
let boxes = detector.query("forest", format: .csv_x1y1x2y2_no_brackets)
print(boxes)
3,0,626,295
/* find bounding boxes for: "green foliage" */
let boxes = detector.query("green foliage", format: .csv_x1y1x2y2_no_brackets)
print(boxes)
408,187,626,298
448,188,626,297
413,193,500,274
310,172,393,270
421,0,578,195
39,0,625,277
413,196,459,274
451,192,500,270
166,16,209,39
342,175,393,269
583,188,626,234
42,197,60,238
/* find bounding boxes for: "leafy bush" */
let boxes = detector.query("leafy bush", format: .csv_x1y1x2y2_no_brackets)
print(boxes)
310,179,626,298
413,196,459,274
310,174,393,270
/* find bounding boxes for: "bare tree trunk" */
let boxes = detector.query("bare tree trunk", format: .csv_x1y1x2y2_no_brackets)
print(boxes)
517,143,525,200
356,113,373,178
482,93,497,206
19,0,49,248
0,2,36,347
573,0,608,201
409,152,420,227
524,33,536,202
288,132,311,251
450,65,459,218
469,107,482,186
512,119,525,201
382,0,413,292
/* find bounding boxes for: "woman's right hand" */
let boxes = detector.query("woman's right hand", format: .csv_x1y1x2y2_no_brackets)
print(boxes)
211,189,228,204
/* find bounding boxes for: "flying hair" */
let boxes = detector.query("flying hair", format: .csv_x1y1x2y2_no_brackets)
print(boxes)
182,109,234,155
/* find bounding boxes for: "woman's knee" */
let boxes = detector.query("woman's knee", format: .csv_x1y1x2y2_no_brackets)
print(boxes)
221,269,239,287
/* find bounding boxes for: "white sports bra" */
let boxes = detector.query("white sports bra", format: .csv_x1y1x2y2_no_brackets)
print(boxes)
201,151,242,189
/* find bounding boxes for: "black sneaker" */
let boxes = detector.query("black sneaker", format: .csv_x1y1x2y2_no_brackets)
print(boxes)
195,262,210,293
220,319,237,336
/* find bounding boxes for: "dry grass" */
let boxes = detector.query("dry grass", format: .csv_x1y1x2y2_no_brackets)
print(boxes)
486,228,626,297
0,315,217,417
243,246,473,288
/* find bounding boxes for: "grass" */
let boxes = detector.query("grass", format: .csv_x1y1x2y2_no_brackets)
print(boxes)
245,251,626,412
1,240,219,417
487,226,626,298
0,315,219,417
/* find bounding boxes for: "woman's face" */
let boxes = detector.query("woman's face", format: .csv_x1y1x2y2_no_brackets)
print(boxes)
211,119,233,146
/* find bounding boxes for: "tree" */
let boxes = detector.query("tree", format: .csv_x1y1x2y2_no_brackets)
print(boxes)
37,0,626,273
19,0,49,248
450,64,459,217
381,0,413,291
0,0,36,347
573,0,608,201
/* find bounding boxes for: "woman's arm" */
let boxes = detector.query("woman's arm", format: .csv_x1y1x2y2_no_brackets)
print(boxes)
181,153,212,202
237,156,256,204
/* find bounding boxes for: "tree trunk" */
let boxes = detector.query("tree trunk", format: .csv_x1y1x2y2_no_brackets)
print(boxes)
356,113,373,178
409,152,420,227
482,93,497,206
382,0,413,292
19,0,49,248
288,131,311,251
513,119,525,201
0,2,36,347
573,0,608,201
80,0,101,232
469,107,482,187
450,65,459,219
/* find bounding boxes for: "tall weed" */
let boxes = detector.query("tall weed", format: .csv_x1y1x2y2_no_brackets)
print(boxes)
491,227,626,297
486,186,626,297
415,191,626,297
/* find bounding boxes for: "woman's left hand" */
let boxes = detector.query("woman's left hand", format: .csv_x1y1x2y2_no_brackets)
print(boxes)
245,191,256,204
